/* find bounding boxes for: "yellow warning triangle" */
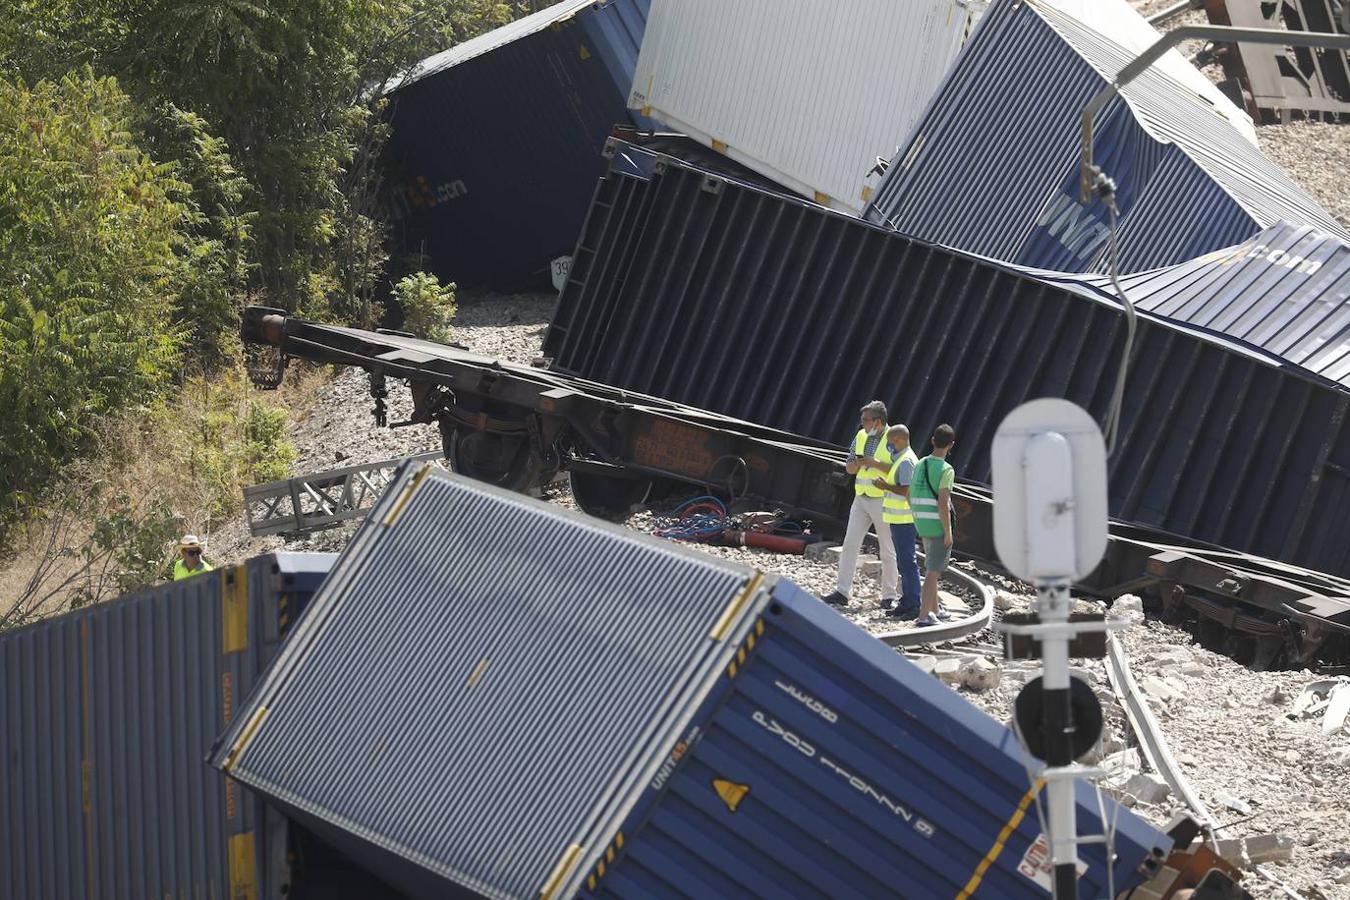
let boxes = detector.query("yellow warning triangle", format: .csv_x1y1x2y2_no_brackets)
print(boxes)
578,43,591,60
712,778,749,813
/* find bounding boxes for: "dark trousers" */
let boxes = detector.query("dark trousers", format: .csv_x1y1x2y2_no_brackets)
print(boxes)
889,521,922,609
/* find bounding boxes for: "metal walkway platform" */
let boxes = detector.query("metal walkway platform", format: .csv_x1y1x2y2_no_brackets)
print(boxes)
244,451,443,536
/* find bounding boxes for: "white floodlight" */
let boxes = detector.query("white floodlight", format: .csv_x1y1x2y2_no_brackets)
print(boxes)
992,399,1108,583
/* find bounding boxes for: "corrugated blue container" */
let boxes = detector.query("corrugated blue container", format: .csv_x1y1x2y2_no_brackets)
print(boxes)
546,139,1350,578
212,466,1169,899
863,0,1348,273
1049,220,1350,388
382,0,651,288
0,552,335,900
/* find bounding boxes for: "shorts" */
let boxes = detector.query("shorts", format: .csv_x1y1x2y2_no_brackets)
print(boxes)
922,536,950,575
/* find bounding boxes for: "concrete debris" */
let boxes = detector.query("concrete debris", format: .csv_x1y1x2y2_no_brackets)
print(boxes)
1213,791,1252,815
1213,833,1296,867
958,656,1001,691
1141,676,1183,703
858,555,881,578
1110,594,1145,625
1329,748,1350,768
802,541,839,562
1101,747,1143,774
908,654,937,675
1123,773,1171,805
1147,645,1194,668
934,658,963,685
993,590,1022,612
1289,679,1350,736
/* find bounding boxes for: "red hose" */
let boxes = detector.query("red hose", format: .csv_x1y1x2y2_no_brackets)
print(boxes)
722,530,810,554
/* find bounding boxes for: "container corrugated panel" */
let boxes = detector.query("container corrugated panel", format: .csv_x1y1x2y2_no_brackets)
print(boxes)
585,577,1169,898
0,552,335,900
544,143,1350,577
863,0,1348,274
211,466,1168,899
1051,220,1350,388
627,0,983,215
382,0,650,288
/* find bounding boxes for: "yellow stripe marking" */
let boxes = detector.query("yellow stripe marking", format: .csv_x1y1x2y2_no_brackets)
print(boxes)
605,846,614,863
223,707,269,773
222,566,249,654
616,832,624,848
466,658,489,688
709,572,764,640
228,831,260,900
956,779,1045,899
587,875,597,891
383,463,433,526
540,843,584,900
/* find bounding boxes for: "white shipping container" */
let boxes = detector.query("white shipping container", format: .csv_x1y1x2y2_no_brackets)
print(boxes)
629,0,986,215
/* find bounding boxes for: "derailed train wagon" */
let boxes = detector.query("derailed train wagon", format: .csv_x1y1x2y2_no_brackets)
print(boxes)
544,140,1350,578
382,0,651,288
0,554,336,900
212,465,1169,899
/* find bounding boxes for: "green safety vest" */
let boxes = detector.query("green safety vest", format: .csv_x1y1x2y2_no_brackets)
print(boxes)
910,455,954,538
852,429,893,497
881,447,919,524
173,558,214,581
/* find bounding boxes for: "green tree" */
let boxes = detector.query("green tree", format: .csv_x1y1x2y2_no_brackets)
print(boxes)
0,70,186,535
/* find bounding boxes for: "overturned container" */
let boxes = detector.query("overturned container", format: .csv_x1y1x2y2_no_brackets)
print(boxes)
863,0,1347,273
546,138,1350,579
382,0,652,288
212,464,1169,899
628,0,985,215
0,553,337,900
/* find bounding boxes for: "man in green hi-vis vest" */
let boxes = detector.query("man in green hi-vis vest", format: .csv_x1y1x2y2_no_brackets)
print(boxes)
909,424,956,628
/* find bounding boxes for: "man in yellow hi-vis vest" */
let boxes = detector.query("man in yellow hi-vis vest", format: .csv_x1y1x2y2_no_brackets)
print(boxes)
821,401,899,609
172,534,214,581
872,424,922,620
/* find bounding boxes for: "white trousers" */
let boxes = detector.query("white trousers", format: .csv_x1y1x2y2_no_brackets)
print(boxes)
835,495,899,598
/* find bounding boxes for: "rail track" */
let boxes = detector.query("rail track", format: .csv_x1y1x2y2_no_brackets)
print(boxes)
242,307,1350,669
1105,634,1308,899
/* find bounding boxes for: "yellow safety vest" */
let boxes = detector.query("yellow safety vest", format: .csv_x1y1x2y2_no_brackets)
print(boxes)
852,429,893,498
881,448,919,524
173,558,214,581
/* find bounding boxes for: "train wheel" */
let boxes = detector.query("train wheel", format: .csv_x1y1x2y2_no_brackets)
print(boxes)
569,469,654,521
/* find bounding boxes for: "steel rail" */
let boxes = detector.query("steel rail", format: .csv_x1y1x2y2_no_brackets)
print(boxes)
874,562,995,649
1104,633,1308,900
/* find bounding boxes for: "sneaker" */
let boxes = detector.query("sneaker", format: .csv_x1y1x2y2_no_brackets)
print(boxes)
914,615,940,628
888,604,920,621
880,597,897,610
821,591,851,607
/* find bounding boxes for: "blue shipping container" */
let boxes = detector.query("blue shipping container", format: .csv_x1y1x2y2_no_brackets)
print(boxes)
1048,220,1350,389
383,0,651,288
0,552,335,900
213,465,1169,899
864,0,1348,274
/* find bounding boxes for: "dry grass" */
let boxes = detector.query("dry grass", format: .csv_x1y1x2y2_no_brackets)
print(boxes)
0,362,333,627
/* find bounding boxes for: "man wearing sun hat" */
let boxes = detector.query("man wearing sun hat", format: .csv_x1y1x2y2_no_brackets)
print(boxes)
172,534,214,581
